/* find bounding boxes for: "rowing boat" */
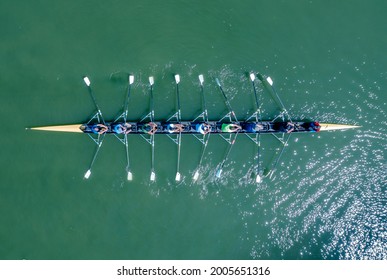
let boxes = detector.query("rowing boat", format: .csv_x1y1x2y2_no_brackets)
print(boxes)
28,122,360,134
28,73,360,182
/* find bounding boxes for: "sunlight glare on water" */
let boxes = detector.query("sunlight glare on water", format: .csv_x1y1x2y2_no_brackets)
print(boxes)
0,0,386,260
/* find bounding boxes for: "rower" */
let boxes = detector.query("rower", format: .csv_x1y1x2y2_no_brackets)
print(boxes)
196,123,210,135
142,122,157,135
91,124,108,134
113,123,132,134
167,123,184,133
243,122,264,133
221,123,241,133
285,122,295,133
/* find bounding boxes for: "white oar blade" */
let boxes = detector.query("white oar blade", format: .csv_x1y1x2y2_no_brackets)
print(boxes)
174,74,180,84
198,74,204,85
149,76,154,86
129,75,134,85
83,77,91,87
193,170,200,181
256,174,262,183
175,172,181,182
266,77,273,86
127,171,133,181
84,169,91,179
150,171,156,181
250,73,256,82
215,169,222,178
215,78,221,87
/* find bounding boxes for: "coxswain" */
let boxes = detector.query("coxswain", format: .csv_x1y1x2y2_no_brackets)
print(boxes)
196,123,210,135
143,122,157,135
221,123,241,133
167,123,184,133
92,124,108,134
309,121,321,132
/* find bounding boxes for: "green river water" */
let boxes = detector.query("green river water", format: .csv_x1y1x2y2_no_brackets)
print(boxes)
0,0,386,259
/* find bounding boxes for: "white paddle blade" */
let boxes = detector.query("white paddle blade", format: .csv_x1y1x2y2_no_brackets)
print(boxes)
174,74,180,84
83,77,91,87
215,169,222,178
84,169,91,179
198,74,204,85
256,174,262,183
127,171,133,181
149,76,154,86
150,171,156,181
215,78,221,87
175,172,181,182
129,75,134,85
250,73,256,81
193,170,200,181
266,77,273,86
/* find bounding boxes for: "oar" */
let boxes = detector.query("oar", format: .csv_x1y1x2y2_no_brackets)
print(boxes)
192,75,210,181
125,135,133,181
84,134,105,179
174,74,182,181
192,74,208,122
175,133,182,181
199,74,208,122
83,76,105,124
267,134,291,179
149,76,156,181
249,73,262,183
215,133,238,178
250,73,260,113
266,76,286,112
149,76,155,121
150,134,156,181
167,74,182,122
255,133,262,183
175,74,181,121
215,78,238,122
120,75,135,181
258,74,292,122
123,75,135,122
192,133,210,181
125,75,134,181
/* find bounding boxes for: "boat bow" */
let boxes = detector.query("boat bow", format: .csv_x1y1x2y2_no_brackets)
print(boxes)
28,124,84,133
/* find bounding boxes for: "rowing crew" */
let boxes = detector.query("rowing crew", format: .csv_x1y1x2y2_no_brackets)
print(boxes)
91,123,132,134
88,121,321,135
89,122,241,135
